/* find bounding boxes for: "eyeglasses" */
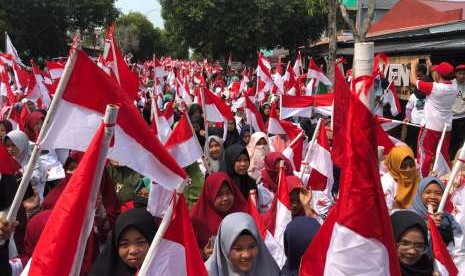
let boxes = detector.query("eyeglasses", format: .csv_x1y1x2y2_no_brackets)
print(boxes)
397,241,427,253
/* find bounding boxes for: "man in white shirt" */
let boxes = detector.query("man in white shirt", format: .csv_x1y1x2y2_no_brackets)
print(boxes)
410,58,458,177
451,64,465,158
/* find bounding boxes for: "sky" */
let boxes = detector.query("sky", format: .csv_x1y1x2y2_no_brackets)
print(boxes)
115,0,164,29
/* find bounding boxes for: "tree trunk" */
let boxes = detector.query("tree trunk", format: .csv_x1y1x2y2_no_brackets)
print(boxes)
326,0,338,82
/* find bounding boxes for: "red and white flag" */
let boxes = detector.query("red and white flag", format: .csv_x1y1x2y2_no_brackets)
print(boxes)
432,152,451,178
23,123,109,276
300,73,401,276
305,122,333,191
313,93,334,117
283,133,305,171
428,215,458,276
46,61,65,81
375,118,396,154
165,113,203,167
293,52,303,76
27,62,52,108
256,53,273,85
153,57,166,79
176,78,193,106
151,102,172,144
307,59,332,86
384,84,402,117
375,116,402,131
41,49,186,190
267,102,301,141
202,87,234,123
139,195,208,276
164,102,174,126
5,32,26,67
244,96,266,132
283,62,299,95
280,94,313,119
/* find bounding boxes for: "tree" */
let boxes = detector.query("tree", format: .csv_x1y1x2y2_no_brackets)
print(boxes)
159,0,327,61
339,0,376,42
0,0,118,60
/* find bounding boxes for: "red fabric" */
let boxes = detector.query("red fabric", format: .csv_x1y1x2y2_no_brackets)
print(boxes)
260,152,293,193
165,113,194,147
417,127,451,177
300,73,401,276
417,80,434,95
190,172,247,248
24,111,44,141
0,143,21,174
428,215,458,275
263,167,292,234
286,175,306,216
28,124,105,276
375,118,396,154
246,190,267,239
24,210,52,257
244,96,266,132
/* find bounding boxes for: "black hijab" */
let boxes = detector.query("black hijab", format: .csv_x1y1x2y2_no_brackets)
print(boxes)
219,144,257,199
223,120,243,150
391,211,434,276
89,208,158,276
190,115,206,149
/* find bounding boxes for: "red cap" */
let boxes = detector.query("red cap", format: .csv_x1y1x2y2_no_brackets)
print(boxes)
431,62,454,77
455,64,465,71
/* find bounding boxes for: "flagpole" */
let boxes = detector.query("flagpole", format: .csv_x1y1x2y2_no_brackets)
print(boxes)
4,40,79,223
138,183,186,276
431,124,448,176
71,104,119,276
438,141,465,213
200,86,209,142
378,117,421,128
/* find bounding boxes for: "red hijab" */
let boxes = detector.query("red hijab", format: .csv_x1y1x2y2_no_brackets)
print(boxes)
24,111,44,141
261,152,293,193
190,172,247,248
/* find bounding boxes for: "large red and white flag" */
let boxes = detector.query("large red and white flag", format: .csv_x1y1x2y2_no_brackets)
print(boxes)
428,215,458,276
283,133,305,171
307,59,332,86
267,102,301,141
202,87,234,123
46,61,65,81
256,52,273,85
23,123,109,276
300,72,401,276
164,113,203,167
140,195,208,276
41,50,186,189
313,93,334,117
244,96,266,132
280,94,313,119
305,122,333,191
101,24,139,100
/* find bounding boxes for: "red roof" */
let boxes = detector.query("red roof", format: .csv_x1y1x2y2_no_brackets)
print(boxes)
368,0,465,37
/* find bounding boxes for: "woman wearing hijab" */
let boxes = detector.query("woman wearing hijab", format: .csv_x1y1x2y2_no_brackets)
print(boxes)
409,176,463,248
381,145,420,211
281,217,320,276
223,119,243,150
4,130,30,167
190,172,247,259
23,111,45,142
190,115,206,149
257,152,293,212
239,124,251,146
0,119,13,140
220,144,257,200
204,136,224,174
246,132,270,180
391,210,434,276
90,208,158,276
205,212,280,276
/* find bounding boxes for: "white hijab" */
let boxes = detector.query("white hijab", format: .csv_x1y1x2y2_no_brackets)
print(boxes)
6,130,30,167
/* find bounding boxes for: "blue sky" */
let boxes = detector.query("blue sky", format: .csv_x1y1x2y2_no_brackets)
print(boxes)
115,0,164,29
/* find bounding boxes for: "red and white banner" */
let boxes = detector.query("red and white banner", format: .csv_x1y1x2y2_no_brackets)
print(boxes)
244,96,266,132
308,59,332,86
305,122,333,191
428,215,458,276
280,94,313,119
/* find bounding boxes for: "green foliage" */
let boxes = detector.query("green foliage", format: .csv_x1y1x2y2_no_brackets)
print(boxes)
159,0,327,61
0,0,118,59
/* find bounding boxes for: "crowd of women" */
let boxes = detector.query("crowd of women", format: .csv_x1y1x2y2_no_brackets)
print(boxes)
0,61,465,276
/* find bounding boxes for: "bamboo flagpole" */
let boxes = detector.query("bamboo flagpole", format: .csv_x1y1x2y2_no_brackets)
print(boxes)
431,124,448,176
437,142,465,213
4,42,79,223
71,104,119,275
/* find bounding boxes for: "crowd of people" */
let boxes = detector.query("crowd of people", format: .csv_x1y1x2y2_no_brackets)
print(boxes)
0,49,465,276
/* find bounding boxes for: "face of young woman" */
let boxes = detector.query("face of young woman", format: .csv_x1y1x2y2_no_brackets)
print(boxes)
208,140,222,159
396,228,426,266
213,183,234,213
4,138,19,159
0,124,6,140
234,154,250,175
421,183,443,212
118,227,150,269
242,132,251,145
289,189,302,216
229,234,258,272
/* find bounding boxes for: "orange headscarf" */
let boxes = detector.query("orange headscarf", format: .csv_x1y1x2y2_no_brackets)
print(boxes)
384,146,420,209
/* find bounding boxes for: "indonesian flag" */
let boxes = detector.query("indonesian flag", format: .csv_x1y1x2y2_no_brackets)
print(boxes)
5,32,26,67
102,24,139,100
283,62,298,95
257,53,273,85
139,195,208,276
428,215,459,276
10,103,30,131
376,116,402,131
0,70,15,106
293,51,303,76
247,190,285,268
12,61,29,90
165,113,203,167
0,52,13,67
0,143,21,174
305,122,333,191
267,102,301,141
244,96,266,132
375,118,396,154
28,62,52,108
176,78,193,106
280,94,313,119
283,133,305,171
164,102,174,126
151,102,172,144
300,73,401,276
41,49,187,190
46,61,65,81
202,88,234,123
432,152,451,178
313,93,334,117
384,84,402,117
22,123,110,275
239,68,250,93
153,57,166,79
308,59,332,86
263,168,293,267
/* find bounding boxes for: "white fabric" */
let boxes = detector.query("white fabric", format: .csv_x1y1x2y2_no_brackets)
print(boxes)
257,183,274,213
324,223,390,276
146,239,186,276
280,106,312,120
406,93,424,124
380,173,397,212
166,135,202,167
452,79,465,116
147,183,174,217
434,259,450,276
307,143,333,181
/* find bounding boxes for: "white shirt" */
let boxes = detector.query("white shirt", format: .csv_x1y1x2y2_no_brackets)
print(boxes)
406,93,424,124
